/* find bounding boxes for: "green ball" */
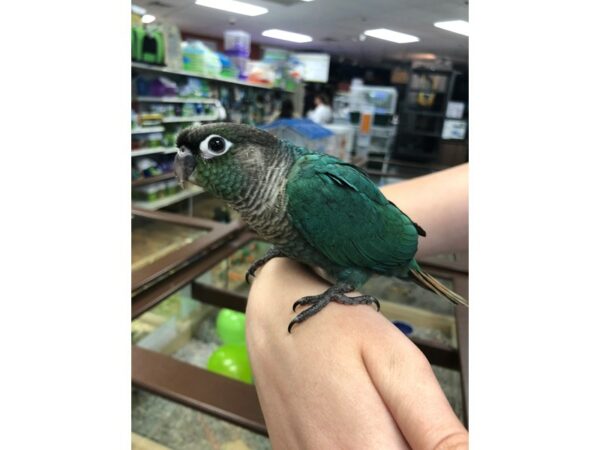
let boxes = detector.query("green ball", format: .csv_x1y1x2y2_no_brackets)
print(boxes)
216,308,246,344
207,344,253,384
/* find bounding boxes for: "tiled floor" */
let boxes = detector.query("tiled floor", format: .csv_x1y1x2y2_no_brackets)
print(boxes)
132,389,272,450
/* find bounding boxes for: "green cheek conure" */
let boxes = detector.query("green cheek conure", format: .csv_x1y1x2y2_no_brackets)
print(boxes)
174,123,468,332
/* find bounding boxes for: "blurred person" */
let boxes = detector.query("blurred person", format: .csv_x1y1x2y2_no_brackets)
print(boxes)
307,93,333,124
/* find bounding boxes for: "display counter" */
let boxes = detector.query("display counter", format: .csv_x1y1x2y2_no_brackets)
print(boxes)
132,215,469,437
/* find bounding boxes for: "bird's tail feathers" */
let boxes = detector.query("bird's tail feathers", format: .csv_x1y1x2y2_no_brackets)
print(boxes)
409,264,468,307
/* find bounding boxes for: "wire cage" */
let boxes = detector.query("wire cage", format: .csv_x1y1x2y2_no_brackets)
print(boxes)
261,118,350,161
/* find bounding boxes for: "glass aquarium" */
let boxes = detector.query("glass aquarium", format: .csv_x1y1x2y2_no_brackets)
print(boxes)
362,274,457,346
132,226,467,429
196,240,272,296
132,216,207,273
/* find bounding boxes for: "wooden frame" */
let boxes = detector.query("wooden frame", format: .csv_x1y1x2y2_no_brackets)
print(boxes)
417,262,469,426
132,346,266,434
132,230,469,435
132,230,254,319
131,208,244,292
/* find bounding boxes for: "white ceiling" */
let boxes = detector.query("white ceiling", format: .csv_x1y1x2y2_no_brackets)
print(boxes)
136,0,469,65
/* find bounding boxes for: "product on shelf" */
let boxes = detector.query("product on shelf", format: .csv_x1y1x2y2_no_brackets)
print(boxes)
139,113,163,126
133,184,163,202
247,61,276,85
131,132,163,149
223,30,250,79
165,179,179,195
132,25,165,65
182,40,222,77
134,76,178,97
134,157,162,176
217,53,239,79
178,78,211,99
161,22,183,70
204,241,271,294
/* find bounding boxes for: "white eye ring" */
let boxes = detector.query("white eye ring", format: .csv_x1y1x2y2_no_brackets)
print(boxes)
199,134,233,159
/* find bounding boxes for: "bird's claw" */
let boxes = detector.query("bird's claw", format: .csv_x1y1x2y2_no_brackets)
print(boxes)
373,298,380,312
244,247,286,285
288,319,297,333
292,295,318,312
288,286,381,333
245,269,256,285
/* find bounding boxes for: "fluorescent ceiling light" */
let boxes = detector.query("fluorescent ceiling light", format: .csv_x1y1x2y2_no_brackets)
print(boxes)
434,20,469,36
408,52,437,60
141,14,156,24
262,29,312,43
363,28,419,44
194,0,268,16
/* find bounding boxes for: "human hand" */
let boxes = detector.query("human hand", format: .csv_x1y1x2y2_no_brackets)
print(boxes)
245,257,468,450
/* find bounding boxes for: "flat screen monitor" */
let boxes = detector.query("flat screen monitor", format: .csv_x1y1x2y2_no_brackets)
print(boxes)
293,53,330,83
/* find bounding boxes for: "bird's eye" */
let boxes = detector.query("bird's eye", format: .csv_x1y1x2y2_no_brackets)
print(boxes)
208,136,225,153
199,134,233,159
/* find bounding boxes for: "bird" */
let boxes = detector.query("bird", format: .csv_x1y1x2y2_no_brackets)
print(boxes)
174,123,467,332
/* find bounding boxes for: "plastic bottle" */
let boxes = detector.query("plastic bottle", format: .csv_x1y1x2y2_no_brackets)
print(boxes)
224,30,250,79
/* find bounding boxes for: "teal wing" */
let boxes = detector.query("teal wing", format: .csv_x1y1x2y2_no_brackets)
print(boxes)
286,154,422,273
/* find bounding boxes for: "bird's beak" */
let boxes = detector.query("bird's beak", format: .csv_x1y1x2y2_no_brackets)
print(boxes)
173,146,196,188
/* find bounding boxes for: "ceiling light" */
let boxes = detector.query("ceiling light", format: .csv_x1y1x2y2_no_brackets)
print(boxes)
141,14,156,24
408,52,437,60
194,0,268,17
262,29,312,43
434,20,469,36
300,0,315,2
363,28,419,44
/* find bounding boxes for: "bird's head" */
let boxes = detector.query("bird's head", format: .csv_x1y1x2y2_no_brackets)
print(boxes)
174,123,280,200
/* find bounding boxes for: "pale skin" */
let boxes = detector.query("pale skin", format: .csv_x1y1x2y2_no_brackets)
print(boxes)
245,163,469,449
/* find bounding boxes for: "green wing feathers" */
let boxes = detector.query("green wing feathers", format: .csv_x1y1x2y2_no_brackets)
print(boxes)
286,154,420,273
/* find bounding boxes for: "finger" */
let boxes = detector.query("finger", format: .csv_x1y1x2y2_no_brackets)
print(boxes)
360,319,468,450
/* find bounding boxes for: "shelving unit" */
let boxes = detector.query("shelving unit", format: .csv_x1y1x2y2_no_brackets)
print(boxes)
132,172,175,187
132,126,165,134
131,147,176,158
161,115,217,123
131,60,299,215
395,67,466,163
352,124,397,173
134,96,219,104
132,186,204,211
132,61,295,93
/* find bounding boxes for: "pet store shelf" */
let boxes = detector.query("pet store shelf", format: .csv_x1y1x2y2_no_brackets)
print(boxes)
132,126,165,135
134,96,219,104
161,115,218,123
405,110,446,117
132,172,175,187
131,147,177,157
132,62,295,93
132,185,204,211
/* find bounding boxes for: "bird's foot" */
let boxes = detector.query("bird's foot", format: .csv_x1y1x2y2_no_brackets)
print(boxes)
288,283,380,333
245,247,286,284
